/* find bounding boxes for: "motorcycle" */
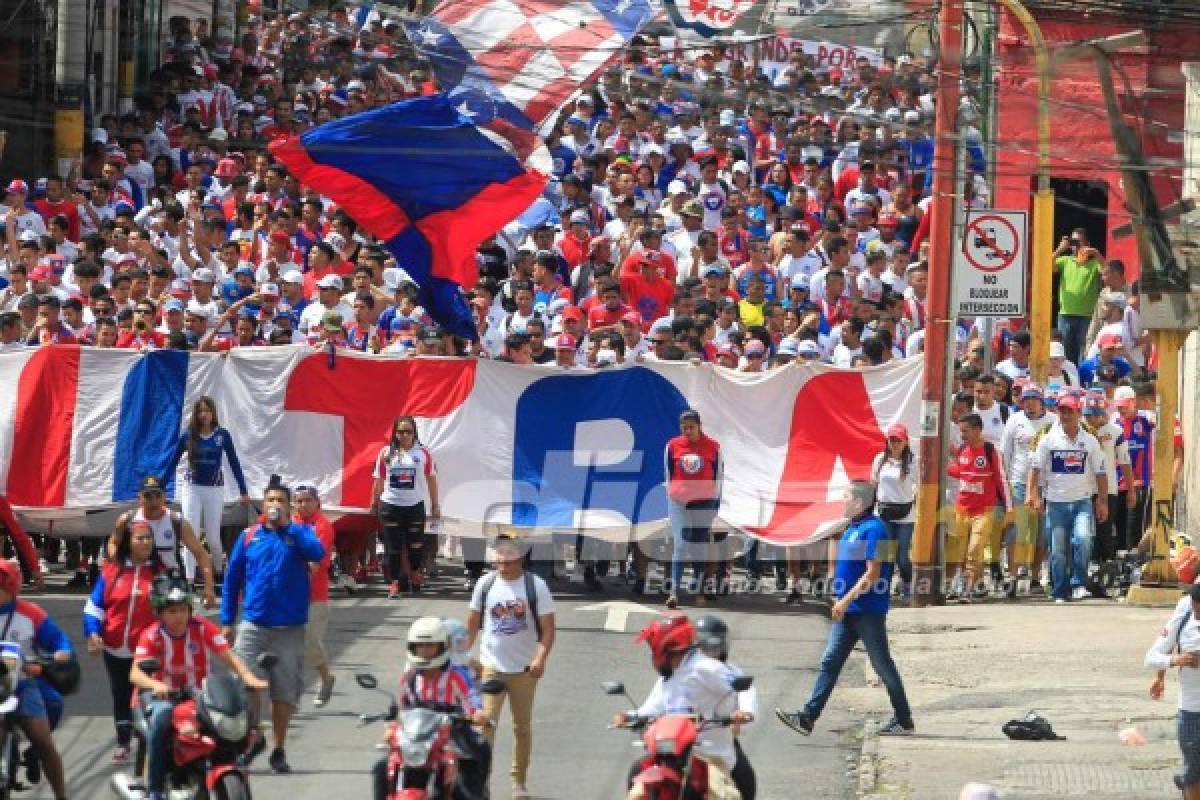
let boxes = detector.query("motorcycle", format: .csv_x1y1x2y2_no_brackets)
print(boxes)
603,676,753,800
0,643,80,799
110,653,275,800
356,671,503,800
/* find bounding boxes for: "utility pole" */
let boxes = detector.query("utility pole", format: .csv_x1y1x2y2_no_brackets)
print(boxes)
54,0,87,179
911,0,964,607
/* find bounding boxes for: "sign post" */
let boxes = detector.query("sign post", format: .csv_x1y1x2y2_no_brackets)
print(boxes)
953,209,1028,318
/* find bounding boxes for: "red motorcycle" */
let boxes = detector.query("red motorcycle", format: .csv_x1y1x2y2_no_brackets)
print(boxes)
356,672,501,800
604,676,752,800
111,654,274,800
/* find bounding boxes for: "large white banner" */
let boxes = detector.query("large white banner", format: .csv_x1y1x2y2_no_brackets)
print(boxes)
0,347,921,544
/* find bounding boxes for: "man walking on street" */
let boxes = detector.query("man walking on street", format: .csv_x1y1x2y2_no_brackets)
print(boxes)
1028,395,1108,602
466,537,556,800
222,477,325,773
293,484,337,708
775,481,914,737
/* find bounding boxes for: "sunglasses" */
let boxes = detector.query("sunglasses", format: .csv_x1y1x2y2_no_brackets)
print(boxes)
395,428,416,435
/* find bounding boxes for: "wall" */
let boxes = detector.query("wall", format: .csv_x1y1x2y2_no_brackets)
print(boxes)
993,12,1185,280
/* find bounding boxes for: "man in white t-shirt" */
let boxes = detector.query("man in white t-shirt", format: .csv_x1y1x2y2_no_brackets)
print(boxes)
466,537,555,800
972,374,1008,446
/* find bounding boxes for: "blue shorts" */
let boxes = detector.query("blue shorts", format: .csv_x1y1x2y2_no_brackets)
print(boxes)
1180,710,1200,787
14,678,47,719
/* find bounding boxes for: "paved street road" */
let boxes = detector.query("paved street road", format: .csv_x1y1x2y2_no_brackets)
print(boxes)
29,571,868,799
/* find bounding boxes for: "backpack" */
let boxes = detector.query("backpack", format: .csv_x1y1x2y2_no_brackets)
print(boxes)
478,570,543,642
115,509,183,564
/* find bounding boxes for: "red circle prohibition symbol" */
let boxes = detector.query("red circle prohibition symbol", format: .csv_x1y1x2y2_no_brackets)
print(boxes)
963,215,1019,273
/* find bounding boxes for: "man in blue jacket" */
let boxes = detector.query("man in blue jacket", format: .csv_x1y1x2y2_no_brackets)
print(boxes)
221,478,324,774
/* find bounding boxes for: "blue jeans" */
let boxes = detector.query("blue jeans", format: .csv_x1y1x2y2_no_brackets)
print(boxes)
1044,499,1094,599
1180,710,1200,788
667,499,717,593
1056,314,1090,365
804,612,912,726
145,698,176,792
883,520,914,587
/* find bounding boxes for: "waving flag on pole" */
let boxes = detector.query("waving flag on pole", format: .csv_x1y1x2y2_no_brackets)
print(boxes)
270,93,548,339
405,0,659,131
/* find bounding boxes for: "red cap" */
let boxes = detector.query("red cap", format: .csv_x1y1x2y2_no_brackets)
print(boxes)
560,305,583,322
552,333,577,350
203,63,219,78
215,158,241,178
790,221,811,234
1057,395,1081,411
621,310,642,327
1098,333,1122,349
29,266,50,281
877,212,898,226
269,230,291,246
885,423,910,440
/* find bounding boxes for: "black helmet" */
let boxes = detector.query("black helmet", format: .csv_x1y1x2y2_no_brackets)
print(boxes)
150,572,193,613
694,614,730,662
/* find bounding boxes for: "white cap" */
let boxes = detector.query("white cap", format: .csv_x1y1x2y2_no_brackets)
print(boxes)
92,128,109,144
281,269,304,285
191,267,215,283
596,348,617,366
718,109,736,127
316,274,344,290
383,267,417,290
1048,341,1066,358
731,160,751,174
643,143,664,158
207,127,228,142
1113,385,1137,403
667,180,689,196
325,232,346,250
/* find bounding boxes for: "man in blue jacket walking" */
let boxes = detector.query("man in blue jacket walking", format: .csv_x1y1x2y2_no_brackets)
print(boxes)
221,477,324,774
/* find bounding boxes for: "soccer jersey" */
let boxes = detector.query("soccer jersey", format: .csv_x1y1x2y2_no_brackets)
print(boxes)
374,445,436,507
134,616,229,692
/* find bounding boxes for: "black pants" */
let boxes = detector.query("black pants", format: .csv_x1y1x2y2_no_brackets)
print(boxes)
1095,494,1122,563
379,502,426,585
103,651,134,747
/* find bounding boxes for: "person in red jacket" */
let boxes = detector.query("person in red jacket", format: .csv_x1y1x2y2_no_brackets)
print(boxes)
946,413,1012,602
0,494,43,589
83,519,165,763
294,485,337,708
663,409,723,610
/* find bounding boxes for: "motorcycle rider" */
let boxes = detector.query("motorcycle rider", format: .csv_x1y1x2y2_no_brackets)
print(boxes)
373,617,491,800
129,573,267,800
614,614,755,800
0,559,73,800
694,615,757,800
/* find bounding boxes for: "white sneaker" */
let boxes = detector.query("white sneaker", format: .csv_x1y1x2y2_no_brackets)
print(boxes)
512,784,530,800
1054,598,1066,604
1072,586,1089,601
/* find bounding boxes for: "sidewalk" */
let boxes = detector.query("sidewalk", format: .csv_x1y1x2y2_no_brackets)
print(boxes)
848,598,1187,799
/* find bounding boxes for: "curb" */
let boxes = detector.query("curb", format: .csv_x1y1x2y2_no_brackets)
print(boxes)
857,723,879,797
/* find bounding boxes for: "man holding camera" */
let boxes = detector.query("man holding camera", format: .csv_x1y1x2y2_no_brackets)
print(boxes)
1052,228,1104,364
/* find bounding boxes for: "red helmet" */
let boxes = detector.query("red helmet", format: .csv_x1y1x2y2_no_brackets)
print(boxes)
636,615,696,675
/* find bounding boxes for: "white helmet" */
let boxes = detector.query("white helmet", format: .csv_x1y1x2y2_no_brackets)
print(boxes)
407,617,450,670
442,618,469,665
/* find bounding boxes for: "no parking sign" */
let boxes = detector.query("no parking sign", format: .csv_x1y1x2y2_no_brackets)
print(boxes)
953,209,1027,318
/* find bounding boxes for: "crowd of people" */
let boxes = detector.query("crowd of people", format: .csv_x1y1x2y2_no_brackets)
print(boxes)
0,2,1193,798
0,1,1179,584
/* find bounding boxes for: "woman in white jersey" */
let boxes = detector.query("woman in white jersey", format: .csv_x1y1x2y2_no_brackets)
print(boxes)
371,416,441,599
871,424,918,597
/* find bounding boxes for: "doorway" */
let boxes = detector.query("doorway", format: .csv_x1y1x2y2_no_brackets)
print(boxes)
1048,178,1109,321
